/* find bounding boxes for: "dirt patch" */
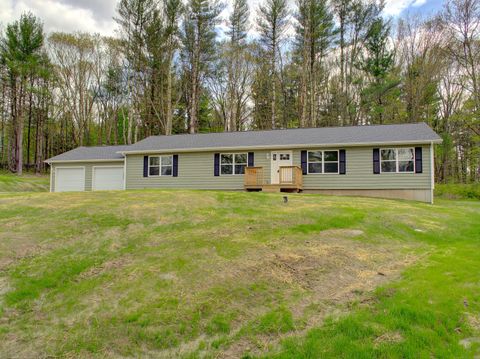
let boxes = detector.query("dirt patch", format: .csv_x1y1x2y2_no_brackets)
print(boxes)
210,236,420,358
466,312,480,331
319,228,365,238
374,331,403,346
78,257,132,280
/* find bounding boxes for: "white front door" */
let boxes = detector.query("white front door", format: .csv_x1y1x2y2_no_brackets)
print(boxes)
271,151,293,184
92,166,124,191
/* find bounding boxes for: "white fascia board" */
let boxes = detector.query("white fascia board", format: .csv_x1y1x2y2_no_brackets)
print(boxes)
117,139,443,155
45,159,125,164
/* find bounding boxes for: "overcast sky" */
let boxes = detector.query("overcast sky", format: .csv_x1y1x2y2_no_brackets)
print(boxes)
0,0,444,37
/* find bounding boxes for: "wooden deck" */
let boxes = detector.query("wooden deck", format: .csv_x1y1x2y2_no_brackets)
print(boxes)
244,166,303,192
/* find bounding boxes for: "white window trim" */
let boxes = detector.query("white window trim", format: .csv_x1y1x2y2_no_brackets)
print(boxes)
148,155,173,177
307,150,340,175
220,153,248,176
380,148,415,174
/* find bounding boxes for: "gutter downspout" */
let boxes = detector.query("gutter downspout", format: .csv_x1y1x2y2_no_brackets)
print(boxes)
123,155,127,191
49,164,53,193
430,141,434,204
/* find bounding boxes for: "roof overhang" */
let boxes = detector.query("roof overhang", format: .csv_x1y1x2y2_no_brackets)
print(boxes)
45,158,125,164
118,139,442,155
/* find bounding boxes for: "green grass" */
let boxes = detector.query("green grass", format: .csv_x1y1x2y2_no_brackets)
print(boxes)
0,171,49,192
0,190,479,358
435,183,480,200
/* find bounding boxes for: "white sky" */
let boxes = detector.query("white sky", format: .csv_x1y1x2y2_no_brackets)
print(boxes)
0,0,439,37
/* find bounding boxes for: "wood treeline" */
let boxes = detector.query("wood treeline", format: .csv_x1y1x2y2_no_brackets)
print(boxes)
0,0,479,183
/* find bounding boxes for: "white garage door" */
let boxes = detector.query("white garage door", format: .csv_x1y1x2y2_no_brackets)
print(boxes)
55,167,85,192
93,166,124,191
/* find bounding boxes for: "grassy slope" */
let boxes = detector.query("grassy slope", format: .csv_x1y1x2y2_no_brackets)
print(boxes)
0,190,478,358
0,171,49,192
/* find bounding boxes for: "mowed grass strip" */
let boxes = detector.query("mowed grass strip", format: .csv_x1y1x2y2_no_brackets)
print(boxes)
0,190,478,358
0,171,49,192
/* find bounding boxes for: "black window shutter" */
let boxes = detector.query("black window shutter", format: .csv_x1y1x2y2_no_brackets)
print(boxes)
143,156,148,177
301,150,308,175
373,148,380,174
415,147,423,173
173,154,178,177
339,149,346,174
214,153,220,176
248,152,254,167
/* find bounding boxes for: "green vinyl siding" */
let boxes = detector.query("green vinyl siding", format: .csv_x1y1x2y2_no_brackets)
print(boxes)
296,145,431,190
125,145,432,191
125,151,271,190
51,161,124,192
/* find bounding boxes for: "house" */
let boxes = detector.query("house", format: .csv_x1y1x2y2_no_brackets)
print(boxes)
45,122,442,203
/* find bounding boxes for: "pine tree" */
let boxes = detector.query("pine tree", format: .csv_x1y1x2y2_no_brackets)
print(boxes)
295,0,335,127
0,12,44,174
181,0,223,134
225,0,249,131
357,18,399,124
257,0,289,129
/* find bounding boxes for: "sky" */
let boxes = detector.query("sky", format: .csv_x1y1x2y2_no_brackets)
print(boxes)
0,0,445,37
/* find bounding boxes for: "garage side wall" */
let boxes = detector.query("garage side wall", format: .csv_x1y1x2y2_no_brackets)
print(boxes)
50,161,124,192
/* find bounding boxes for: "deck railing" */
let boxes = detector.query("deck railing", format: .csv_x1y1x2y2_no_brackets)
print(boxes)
245,166,303,189
245,167,265,186
279,166,303,188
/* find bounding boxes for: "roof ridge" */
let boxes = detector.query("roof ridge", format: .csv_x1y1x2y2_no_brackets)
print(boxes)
139,122,427,140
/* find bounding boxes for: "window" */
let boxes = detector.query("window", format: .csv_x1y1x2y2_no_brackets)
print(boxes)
307,150,339,174
149,155,173,176
380,148,414,173
221,153,247,175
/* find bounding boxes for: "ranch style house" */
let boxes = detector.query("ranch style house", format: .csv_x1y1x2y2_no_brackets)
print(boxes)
45,122,442,203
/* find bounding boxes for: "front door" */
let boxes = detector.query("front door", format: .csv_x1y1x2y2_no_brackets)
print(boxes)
271,151,293,184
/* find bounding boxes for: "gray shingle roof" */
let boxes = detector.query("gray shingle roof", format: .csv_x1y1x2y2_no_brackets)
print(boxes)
46,145,130,162
46,123,441,162
123,122,441,153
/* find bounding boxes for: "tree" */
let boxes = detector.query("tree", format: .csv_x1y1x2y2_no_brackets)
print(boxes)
397,16,443,124
225,0,250,131
356,18,399,124
295,0,335,127
181,0,223,134
442,0,480,137
257,0,289,129
0,13,45,175
115,0,157,143
164,0,183,135
48,32,101,146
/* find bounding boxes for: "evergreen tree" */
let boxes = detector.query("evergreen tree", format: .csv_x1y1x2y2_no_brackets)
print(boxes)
181,0,223,134
357,18,399,124
0,12,45,174
257,0,289,129
295,0,335,127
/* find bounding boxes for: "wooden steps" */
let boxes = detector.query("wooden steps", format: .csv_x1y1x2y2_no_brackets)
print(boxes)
262,185,282,193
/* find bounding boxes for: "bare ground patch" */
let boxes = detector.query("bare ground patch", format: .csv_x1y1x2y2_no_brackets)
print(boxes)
162,231,424,358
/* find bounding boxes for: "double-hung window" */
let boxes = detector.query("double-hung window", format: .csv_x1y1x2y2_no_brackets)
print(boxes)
149,155,173,176
307,150,339,174
380,148,414,173
221,153,247,175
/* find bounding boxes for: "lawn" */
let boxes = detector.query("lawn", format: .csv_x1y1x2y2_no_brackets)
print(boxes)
0,171,49,192
0,188,479,358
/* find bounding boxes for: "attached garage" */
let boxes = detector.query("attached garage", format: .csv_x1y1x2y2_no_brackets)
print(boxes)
46,145,130,192
55,167,85,192
92,166,124,191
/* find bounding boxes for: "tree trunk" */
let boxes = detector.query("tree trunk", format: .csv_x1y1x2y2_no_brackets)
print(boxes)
166,50,173,135
271,38,277,129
